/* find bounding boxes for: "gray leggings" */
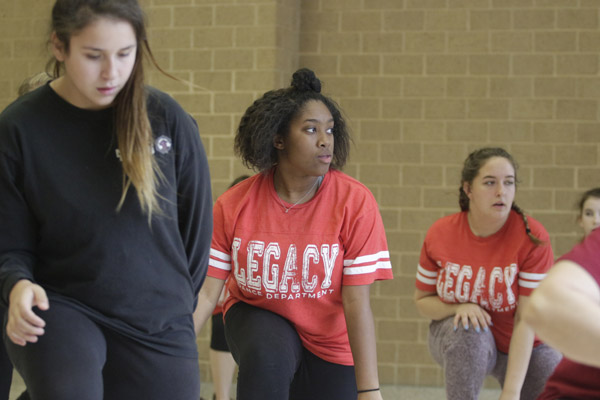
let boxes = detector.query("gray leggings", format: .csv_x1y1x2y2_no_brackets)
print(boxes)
429,317,561,400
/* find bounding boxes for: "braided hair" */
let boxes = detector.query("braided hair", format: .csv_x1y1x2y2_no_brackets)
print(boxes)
234,68,350,172
459,147,545,246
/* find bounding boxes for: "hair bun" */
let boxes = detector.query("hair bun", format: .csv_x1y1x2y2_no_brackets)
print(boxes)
290,68,321,93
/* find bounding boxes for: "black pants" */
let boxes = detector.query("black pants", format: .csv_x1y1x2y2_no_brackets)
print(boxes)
0,307,13,400
210,312,229,352
3,301,200,400
224,301,357,400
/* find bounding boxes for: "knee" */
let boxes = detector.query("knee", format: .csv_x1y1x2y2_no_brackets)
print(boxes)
444,327,496,363
237,338,298,372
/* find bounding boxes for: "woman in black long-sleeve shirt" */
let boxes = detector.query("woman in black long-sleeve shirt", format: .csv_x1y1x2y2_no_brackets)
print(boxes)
0,1,212,399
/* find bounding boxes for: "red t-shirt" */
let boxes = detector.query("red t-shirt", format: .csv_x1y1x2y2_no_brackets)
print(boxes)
416,210,554,353
537,228,600,400
207,169,393,365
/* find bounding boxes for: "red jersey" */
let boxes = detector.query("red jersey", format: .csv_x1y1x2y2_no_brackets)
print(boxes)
538,228,600,400
416,210,553,353
207,169,393,365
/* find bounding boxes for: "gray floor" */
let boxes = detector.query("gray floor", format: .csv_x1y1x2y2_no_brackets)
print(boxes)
10,372,502,400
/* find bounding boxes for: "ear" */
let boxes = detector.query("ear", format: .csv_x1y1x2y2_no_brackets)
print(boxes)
273,135,284,150
578,216,584,230
50,32,67,62
462,181,472,198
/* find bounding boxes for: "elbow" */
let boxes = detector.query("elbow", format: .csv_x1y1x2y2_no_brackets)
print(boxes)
413,298,432,320
413,289,433,318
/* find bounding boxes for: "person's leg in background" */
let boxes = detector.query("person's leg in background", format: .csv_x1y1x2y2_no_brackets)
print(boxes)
210,313,236,400
492,343,561,400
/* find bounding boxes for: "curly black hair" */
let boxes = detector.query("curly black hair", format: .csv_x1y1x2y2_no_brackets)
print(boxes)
234,68,351,172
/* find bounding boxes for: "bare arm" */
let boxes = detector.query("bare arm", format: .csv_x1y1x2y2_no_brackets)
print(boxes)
499,295,535,400
523,260,600,367
414,288,492,331
342,284,382,400
192,276,225,335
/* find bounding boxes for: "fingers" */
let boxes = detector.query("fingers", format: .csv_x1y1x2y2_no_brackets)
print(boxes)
6,325,43,346
7,304,46,345
6,330,27,347
6,283,48,346
455,303,493,333
453,313,461,331
32,285,49,311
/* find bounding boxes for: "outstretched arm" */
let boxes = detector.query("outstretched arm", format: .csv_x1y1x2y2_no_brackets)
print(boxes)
500,296,535,400
523,260,600,367
343,284,383,400
193,276,225,335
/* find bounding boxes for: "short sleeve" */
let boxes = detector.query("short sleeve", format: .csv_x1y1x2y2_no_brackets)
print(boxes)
341,198,392,286
517,219,554,296
415,235,439,292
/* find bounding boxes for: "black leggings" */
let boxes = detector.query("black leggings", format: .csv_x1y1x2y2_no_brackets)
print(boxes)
3,301,200,400
0,307,13,400
210,312,229,352
224,301,357,400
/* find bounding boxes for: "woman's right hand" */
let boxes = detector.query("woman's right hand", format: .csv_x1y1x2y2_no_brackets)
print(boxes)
453,302,492,333
6,279,49,346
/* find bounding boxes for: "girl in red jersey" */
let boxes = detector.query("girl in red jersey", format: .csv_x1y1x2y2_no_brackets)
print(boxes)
414,147,561,400
193,68,393,400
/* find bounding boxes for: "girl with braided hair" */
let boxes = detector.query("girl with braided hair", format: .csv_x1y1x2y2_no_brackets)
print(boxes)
193,68,393,400
414,147,561,400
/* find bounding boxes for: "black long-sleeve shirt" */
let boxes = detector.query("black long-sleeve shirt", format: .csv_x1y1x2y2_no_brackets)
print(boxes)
0,84,212,357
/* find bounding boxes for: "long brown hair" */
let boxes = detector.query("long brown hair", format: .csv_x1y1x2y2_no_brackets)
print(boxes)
48,0,168,220
459,147,545,245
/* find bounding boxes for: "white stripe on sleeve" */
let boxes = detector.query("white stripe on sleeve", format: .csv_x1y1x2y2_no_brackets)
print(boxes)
210,248,231,262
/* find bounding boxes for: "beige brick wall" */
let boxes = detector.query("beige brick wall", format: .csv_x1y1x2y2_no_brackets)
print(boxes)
2,0,599,389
